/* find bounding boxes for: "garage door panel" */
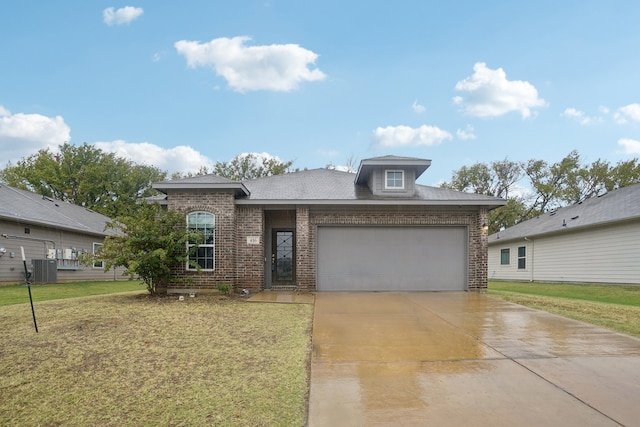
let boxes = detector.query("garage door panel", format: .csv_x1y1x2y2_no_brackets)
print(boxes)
317,226,467,291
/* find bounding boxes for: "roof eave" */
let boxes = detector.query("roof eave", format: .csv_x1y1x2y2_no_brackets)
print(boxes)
236,199,506,207
153,182,250,196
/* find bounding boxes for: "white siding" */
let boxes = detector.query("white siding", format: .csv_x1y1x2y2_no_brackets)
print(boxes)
488,242,533,281
489,220,640,284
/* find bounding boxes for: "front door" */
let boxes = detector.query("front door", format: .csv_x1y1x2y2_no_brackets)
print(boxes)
272,229,295,284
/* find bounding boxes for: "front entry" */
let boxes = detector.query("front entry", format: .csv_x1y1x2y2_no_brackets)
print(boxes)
271,229,295,286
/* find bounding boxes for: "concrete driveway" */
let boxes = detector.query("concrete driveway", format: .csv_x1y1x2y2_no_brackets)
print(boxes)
308,292,640,427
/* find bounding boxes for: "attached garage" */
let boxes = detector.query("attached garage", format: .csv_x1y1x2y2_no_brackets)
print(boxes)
317,226,468,291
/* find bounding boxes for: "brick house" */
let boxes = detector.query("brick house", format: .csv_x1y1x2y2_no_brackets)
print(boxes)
152,156,505,293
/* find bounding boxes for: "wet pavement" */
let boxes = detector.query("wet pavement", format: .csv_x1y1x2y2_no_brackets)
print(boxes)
308,292,640,426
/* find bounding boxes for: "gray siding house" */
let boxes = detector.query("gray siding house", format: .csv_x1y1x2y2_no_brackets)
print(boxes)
0,184,123,284
488,182,640,284
153,156,505,293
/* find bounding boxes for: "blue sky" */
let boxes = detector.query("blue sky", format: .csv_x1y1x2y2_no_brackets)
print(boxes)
1,1,640,185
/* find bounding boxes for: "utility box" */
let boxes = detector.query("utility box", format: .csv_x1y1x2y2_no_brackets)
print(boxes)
32,259,57,283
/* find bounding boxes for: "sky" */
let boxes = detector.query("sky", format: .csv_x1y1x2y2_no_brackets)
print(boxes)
1,1,640,186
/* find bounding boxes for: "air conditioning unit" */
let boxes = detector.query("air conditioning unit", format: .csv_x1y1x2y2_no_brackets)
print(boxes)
32,259,57,283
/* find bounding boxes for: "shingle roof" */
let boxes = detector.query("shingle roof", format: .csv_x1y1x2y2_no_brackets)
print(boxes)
488,182,640,244
0,184,113,236
237,168,504,206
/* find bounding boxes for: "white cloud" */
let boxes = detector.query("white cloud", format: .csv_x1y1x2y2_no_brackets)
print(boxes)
174,36,326,92
618,138,640,154
456,125,476,140
103,6,144,26
599,105,610,115
0,107,71,166
93,140,213,174
453,62,546,118
412,100,426,113
614,103,640,124
372,125,453,148
562,107,603,125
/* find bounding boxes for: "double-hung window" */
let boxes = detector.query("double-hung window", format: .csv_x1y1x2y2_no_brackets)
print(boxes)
187,212,215,270
517,246,526,269
385,170,404,189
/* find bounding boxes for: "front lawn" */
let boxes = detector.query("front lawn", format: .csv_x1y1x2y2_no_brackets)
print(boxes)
0,280,145,306
489,281,640,337
0,293,313,426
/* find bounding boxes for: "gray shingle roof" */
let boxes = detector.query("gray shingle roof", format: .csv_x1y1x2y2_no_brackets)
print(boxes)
0,184,113,236
489,182,640,244
237,168,504,206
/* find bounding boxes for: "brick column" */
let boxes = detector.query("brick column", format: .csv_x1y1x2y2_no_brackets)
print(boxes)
295,206,313,291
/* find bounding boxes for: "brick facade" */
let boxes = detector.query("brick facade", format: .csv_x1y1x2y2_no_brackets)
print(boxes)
160,195,488,293
235,206,264,292
164,190,237,291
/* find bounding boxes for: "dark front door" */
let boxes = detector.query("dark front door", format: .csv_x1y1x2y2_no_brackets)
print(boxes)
272,229,295,284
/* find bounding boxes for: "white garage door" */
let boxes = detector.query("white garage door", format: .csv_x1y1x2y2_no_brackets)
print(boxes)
317,226,467,291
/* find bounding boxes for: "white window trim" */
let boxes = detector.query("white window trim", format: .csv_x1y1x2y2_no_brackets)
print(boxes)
385,169,405,189
186,211,215,271
500,248,510,265
92,242,104,269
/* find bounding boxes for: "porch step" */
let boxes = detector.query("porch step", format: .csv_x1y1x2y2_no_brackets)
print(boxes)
269,285,298,291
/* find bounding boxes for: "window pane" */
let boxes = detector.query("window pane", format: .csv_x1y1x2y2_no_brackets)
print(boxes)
517,246,526,269
386,171,403,188
187,212,215,270
500,249,510,265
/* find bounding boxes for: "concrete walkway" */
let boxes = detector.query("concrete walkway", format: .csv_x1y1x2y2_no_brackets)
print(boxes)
308,292,640,426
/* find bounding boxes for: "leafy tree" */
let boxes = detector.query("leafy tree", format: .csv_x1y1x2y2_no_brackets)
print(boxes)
441,158,524,198
213,153,294,180
0,143,166,217
85,203,202,294
172,153,295,181
442,150,640,234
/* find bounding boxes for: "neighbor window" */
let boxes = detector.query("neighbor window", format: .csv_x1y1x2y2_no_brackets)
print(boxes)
500,248,510,265
385,170,404,189
517,246,526,269
92,243,103,268
187,211,215,270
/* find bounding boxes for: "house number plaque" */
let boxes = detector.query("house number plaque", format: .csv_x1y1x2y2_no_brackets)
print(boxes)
246,236,260,245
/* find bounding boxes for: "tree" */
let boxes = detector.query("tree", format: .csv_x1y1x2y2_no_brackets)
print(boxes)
442,150,640,234
0,143,166,217
85,203,202,294
213,153,295,180
441,158,524,198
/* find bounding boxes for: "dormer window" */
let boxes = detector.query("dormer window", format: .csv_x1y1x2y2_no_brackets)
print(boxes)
385,170,404,189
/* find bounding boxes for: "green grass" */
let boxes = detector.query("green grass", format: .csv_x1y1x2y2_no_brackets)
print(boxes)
488,281,640,337
0,280,145,306
489,281,640,306
0,293,313,426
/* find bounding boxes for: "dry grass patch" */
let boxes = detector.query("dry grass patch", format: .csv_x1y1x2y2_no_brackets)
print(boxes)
489,292,640,338
0,293,313,426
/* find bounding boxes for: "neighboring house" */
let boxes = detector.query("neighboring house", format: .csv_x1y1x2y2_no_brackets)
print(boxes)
152,156,505,293
488,182,640,285
0,184,124,284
